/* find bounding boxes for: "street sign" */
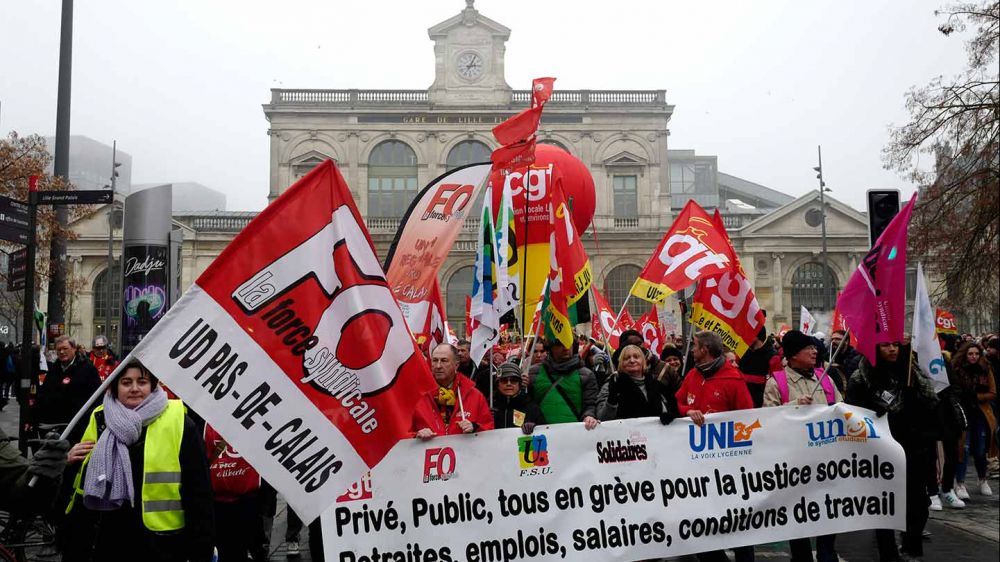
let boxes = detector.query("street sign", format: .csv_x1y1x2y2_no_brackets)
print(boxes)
0,196,29,232
6,248,27,291
0,223,28,245
36,189,114,205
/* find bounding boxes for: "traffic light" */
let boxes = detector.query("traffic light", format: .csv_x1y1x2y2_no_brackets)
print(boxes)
866,189,900,246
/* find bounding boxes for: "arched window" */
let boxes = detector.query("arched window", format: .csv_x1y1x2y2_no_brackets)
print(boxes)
446,141,491,171
292,153,334,181
604,264,645,321
93,262,122,349
446,266,475,339
368,140,418,218
539,139,569,152
791,262,838,328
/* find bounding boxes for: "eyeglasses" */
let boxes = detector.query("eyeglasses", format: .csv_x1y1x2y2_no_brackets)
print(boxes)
498,377,520,384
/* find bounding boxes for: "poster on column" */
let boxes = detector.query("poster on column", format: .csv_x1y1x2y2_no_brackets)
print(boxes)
120,244,169,354
324,403,905,562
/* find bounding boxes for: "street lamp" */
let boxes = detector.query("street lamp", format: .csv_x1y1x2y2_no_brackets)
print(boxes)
106,141,121,345
813,146,832,312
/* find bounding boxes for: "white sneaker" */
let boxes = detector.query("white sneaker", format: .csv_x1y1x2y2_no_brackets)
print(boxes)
979,480,993,496
928,494,942,511
940,491,966,509
286,541,300,556
955,482,971,500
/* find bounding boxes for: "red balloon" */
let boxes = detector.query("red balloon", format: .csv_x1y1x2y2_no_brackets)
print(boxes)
489,144,595,238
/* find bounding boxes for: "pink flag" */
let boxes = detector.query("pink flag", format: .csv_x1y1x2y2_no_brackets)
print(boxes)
838,195,916,364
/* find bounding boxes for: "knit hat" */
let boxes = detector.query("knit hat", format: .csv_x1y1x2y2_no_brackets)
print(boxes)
497,363,522,381
660,345,684,362
782,330,815,359
618,329,644,348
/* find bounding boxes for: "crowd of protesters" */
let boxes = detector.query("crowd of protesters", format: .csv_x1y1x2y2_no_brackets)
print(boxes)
2,323,997,562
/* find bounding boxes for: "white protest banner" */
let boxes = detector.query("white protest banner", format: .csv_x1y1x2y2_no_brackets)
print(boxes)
131,161,437,522
324,403,905,562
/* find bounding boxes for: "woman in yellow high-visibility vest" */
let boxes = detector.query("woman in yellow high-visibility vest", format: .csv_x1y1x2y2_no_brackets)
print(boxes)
63,361,214,562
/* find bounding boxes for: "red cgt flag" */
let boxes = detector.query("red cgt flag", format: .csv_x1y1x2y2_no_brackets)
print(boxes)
591,286,626,350
630,200,735,304
689,211,765,357
129,160,436,522
635,305,665,355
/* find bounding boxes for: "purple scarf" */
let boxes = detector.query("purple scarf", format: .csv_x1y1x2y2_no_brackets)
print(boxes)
83,387,168,510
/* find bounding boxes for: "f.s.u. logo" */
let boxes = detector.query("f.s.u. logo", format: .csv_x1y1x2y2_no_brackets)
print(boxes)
232,205,412,395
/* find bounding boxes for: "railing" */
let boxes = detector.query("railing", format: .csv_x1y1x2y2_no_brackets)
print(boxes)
613,217,640,230
721,214,760,229
272,89,429,105
272,89,666,106
364,217,401,232
188,215,256,232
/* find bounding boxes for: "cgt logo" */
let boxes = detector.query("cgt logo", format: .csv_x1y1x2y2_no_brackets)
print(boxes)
422,183,475,222
805,411,880,447
517,434,552,477
336,472,373,502
689,419,761,459
423,447,457,483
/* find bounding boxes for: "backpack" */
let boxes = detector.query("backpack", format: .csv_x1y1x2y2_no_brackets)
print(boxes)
771,368,836,405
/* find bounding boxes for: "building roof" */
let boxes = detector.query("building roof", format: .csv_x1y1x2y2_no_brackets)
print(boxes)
718,172,795,209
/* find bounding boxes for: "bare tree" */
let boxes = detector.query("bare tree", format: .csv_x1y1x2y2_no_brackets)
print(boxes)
883,1,999,331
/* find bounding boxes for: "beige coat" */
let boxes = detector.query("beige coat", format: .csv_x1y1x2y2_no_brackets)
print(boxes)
763,366,843,407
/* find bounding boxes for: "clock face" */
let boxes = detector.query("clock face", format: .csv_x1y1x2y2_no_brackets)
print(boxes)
455,51,484,80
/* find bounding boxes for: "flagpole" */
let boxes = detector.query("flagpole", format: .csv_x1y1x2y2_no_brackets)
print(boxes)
810,327,851,397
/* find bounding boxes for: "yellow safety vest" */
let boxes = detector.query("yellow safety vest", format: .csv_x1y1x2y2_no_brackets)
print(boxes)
66,400,187,532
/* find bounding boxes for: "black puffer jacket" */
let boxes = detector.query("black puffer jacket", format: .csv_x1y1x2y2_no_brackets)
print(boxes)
492,392,546,430
845,353,939,446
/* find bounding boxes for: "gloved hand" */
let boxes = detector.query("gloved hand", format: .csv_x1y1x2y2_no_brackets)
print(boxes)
521,422,536,435
27,434,70,481
659,412,676,425
607,381,620,406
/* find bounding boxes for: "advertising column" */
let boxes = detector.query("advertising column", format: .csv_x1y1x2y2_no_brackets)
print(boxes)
120,184,172,355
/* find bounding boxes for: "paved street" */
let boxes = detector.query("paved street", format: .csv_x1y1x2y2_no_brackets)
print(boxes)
2,400,996,561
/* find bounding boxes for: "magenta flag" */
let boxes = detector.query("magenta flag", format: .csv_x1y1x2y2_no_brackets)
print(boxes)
838,195,916,364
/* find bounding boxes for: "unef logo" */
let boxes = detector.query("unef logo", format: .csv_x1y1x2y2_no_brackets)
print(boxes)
689,419,761,459
336,472,373,502
422,183,475,222
517,434,552,477
805,411,880,447
423,447,457,483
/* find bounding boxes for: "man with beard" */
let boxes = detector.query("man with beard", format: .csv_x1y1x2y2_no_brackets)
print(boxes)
527,338,600,429
846,342,938,561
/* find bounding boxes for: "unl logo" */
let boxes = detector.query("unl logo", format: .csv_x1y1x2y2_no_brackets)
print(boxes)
689,419,762,455
232,206,413,396
423,447,457,483
422,183,474,222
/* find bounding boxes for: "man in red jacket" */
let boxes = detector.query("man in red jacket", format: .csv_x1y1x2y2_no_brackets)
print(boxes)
676,331,754,562
412,344,494,439
676,331,754,426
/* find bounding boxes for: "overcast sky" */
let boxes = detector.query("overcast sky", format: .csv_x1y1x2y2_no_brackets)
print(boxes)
0,0,970,212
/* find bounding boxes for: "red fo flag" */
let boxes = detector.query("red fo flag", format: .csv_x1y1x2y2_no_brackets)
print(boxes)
532,77,556,107
129,160,436,522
